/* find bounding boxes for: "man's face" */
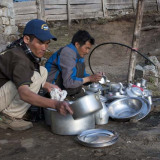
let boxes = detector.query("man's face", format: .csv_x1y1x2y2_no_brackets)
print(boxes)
75,41,92,58
23,36,50,58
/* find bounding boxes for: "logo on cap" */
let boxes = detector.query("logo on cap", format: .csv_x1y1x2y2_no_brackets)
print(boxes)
41,24,49,30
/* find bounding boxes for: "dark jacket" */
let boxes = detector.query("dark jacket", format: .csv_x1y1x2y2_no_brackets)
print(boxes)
45,43,89,96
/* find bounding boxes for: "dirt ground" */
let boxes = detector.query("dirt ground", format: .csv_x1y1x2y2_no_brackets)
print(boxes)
1,13,160,160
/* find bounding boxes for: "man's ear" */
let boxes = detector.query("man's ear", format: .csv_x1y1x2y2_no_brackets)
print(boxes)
23,35,30,44
75,42,80,49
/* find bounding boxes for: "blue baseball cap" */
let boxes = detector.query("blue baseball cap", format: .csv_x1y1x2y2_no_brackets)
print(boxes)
23,19,57,41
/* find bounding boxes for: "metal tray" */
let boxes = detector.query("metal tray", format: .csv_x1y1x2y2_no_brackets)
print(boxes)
76,129,119,148
131,98,151,121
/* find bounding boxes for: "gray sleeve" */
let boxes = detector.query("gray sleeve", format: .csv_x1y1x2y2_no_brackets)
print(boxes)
60,47,83,88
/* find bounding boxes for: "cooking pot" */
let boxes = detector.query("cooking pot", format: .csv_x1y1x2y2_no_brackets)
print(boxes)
86,83,102,93
48,108,95,135
70,94,103,119
109,82,122,92
126,86,143,97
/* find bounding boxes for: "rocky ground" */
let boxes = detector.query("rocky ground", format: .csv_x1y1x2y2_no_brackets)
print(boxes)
1,13,160,160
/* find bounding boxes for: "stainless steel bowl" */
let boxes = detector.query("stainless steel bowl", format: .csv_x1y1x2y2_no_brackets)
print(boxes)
108,97,143,120
70,94,103,119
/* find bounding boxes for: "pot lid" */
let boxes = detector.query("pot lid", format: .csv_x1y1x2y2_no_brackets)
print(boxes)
87,83,102,92
76,129,118,148
90,83,100,88
131,87,143,96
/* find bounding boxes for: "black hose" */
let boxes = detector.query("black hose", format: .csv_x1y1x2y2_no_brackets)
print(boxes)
88,42,156,74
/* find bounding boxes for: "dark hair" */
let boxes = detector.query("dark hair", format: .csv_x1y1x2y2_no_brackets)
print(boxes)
71,30,95,46
23,34,35,42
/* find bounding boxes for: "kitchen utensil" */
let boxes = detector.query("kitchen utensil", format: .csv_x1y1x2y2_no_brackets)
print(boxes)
109,82,122,93
99,75,110,84
76,129,119,148
95,101,109,125
44,101,74,126
107,92,127,100
86,83,102,93
47,108,95,135
126,86,143,97
108,97,143,120
141,79,147,88
131,98,151,121
70,94,103,119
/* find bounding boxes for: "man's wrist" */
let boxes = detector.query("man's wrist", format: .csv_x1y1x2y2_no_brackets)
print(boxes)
83,76,90,84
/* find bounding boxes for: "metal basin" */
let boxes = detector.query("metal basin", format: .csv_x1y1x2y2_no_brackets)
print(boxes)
70,94,103,119
108,97,143,120
131,98,151,121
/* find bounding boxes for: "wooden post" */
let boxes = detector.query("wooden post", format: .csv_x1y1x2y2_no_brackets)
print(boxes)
67,0,71,27
156,0,160,11
36,0,45,21
102,0,106,17
128,0,145,83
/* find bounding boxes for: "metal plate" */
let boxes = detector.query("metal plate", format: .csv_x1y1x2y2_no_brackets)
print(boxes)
131,98,151,121
76,129,118,147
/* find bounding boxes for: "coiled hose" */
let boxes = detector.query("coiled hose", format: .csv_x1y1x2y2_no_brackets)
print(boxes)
88,42,156,74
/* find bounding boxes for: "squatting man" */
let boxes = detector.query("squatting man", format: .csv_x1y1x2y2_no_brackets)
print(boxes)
0,19,73,131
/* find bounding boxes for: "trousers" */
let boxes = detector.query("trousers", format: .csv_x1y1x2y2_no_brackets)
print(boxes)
0,66,48,118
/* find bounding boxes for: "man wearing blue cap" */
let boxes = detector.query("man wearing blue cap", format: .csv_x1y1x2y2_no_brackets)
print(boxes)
0,19,73,131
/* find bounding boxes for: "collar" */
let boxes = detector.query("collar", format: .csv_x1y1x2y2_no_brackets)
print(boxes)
67,43,82,59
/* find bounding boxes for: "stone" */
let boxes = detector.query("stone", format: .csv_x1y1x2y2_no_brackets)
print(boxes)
2,17,9,25
2,7,8,17
7,34,19,42
148,56,160,67
21,138,35,149
10,18,15,26
0,17,2,25
143,65,159,86
0,139,8,144
8,8,15,18
0,26,4,34
0,9,2,17
0,44,7,52
0,0,13,8
4,25,18,35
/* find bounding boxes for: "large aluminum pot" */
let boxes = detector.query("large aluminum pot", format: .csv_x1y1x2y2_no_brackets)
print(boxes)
48,108,95,135
70,94,103,119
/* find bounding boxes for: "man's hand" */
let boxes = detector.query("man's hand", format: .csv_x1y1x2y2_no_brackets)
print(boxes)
43,82,60,93
54,100,73,115
18,85,73,116
88,73,103,83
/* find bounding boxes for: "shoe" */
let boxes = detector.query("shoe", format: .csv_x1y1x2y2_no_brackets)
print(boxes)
0,113,33,131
